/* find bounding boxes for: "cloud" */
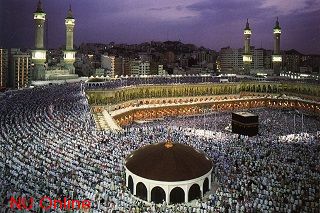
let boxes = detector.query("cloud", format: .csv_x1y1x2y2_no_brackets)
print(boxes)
82,0,201,22
259,0,320,15
95,0,203,22
186,0,256,12
149,6,172,11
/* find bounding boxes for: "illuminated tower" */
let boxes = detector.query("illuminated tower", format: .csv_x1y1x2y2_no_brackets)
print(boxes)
272,17,282,75
63,5,76,74
243,19,252,74
31,0,47,80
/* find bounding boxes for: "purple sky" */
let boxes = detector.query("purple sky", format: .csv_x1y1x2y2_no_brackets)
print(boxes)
1,0,320,54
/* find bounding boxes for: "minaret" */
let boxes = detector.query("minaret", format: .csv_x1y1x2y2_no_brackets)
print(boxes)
63,5,76,74
31,0,47,80
272,17,282,75
243,19,252,75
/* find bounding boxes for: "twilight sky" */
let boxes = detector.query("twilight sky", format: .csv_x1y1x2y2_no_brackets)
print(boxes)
1,0,320,54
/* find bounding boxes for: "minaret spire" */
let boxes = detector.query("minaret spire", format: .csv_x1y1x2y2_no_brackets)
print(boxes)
64,5,76,74
245,18,250,29
37,0,42,9
66,4,74,19
243,18,252,74
272,17,282,75
275,17,280,29
36,0,43,13
32,0,47,80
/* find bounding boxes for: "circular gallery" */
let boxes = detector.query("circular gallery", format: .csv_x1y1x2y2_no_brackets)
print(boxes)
125,139,213,204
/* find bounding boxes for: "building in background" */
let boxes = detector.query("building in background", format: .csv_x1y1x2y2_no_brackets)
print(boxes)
219,46,276,75
139,61,150,75
219,47,253,73
164,51,175,64
283,49,302,73
130,60,141,76
94,68,105,76
219,47,235,73
130,60,150,75
150,62,166,75
195,51,213,64
10,49,31,89
114,56,130,76
157,64,166,75
253,49,264,70
101,54,115,77
0,48,8,90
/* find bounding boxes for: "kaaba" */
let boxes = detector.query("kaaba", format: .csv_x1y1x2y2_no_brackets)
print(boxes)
232,112,259,136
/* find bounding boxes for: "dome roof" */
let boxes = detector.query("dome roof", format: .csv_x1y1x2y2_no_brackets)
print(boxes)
125,142,213,182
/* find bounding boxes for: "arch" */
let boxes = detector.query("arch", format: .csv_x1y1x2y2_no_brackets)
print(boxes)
267,85,272,93
128,175,134,194
188,184,201,202
151,186,166,204
136,182,147,201
252,85,256,92
273,85,277,93
203,178,209,196
257,85,261,93
170,187,185,204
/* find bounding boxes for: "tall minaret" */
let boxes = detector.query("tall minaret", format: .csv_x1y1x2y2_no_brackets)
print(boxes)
272,17,282,75
63,5,76,74
31,0,47,80
243,19,252,74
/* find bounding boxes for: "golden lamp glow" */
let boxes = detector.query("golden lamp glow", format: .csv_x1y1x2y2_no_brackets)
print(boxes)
164,140,173,149
34,13,46,20
32,50,46,60
164,128,174,149
243,55,252,62
65,19,75,25
273,29,281,34
272,55,282,62
244,30,251,35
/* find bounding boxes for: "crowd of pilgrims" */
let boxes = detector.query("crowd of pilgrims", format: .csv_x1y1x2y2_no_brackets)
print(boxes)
0,83,319,213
